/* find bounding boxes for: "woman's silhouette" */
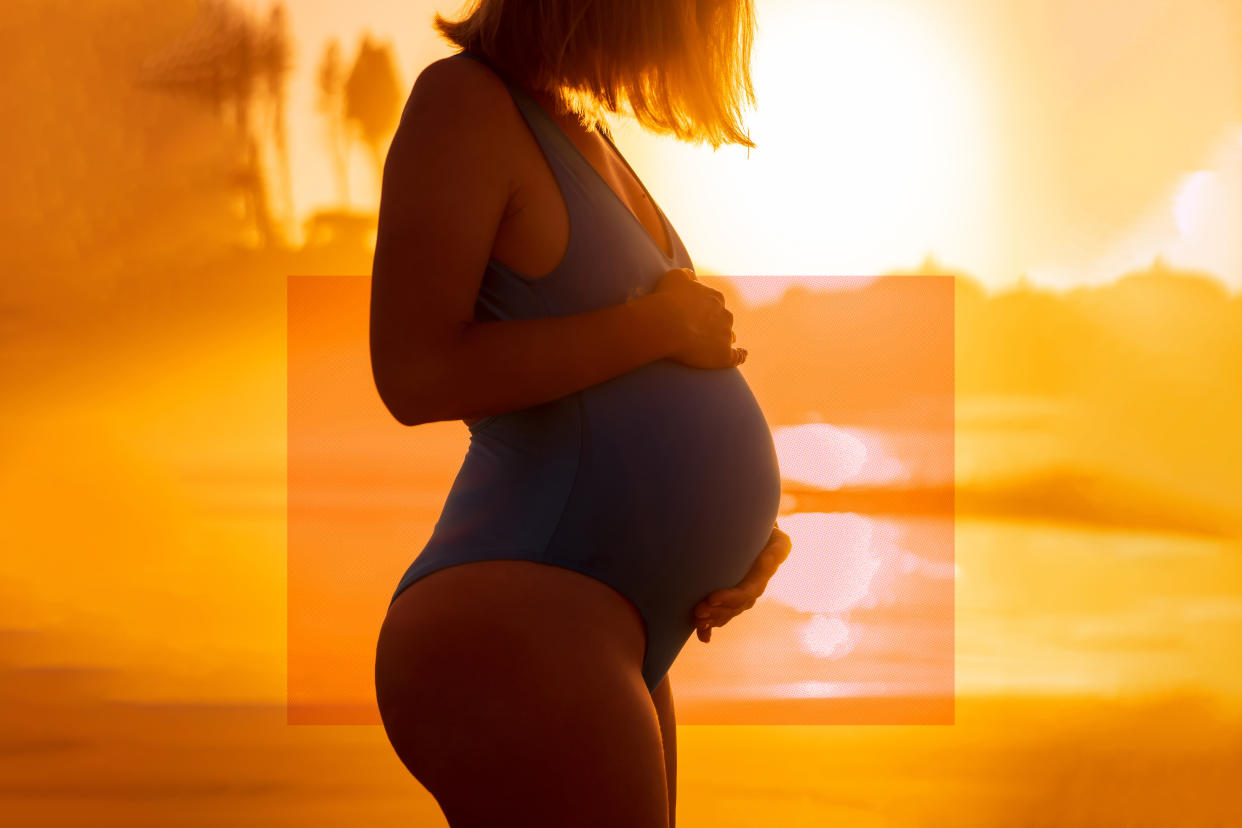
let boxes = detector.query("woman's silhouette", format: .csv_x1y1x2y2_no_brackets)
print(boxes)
371,2,792,825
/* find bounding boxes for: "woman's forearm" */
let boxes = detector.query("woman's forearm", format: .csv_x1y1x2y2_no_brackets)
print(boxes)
396,292,680,426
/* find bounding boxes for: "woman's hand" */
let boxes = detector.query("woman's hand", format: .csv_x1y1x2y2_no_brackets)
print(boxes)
651,267,747,369
691,523,792,642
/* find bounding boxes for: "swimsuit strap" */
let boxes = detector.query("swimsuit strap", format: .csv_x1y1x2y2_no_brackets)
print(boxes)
455,49,557,137
455,48,502,78
456,49,615,139
453,48,676,268
454,49,610,191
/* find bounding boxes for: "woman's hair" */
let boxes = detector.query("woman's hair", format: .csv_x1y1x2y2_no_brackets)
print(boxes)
433,0,756,150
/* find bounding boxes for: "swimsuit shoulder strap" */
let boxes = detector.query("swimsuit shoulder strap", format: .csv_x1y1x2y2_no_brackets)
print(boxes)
454,50,548,135
452,49,594,183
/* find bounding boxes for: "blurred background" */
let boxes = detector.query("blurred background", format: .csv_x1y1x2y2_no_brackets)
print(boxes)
2,0,1241,825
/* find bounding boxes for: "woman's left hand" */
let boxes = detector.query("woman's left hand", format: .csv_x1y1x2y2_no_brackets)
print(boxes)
691,523,792,643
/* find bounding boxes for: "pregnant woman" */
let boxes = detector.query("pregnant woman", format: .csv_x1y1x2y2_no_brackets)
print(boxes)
372,2,791,826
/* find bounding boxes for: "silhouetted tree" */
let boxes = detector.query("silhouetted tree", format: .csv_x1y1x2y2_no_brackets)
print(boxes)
136,0,292,248
343,34,403,205
258,3,295,239
316,38,350,206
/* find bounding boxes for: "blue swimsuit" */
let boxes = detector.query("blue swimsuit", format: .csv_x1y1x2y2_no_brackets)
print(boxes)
386,49,783,693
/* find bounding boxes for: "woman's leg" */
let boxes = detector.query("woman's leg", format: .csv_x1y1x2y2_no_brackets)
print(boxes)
651,674,677,828
375,561,671,828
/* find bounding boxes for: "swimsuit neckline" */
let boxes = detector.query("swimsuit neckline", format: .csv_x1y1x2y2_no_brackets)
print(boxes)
502,70,678,264
583,123,678,263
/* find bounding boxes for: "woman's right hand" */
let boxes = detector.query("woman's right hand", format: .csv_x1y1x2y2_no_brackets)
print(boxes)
650,267,747,369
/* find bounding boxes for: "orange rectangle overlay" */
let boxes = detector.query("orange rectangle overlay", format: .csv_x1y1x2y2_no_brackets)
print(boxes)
287,274,955,725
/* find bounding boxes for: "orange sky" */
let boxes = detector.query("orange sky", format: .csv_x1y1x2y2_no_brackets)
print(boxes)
278,0,1242,300
3,3,1242,820
2,0,1240,711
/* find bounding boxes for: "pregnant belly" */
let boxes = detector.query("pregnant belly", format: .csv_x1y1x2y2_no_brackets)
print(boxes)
552,358,784,595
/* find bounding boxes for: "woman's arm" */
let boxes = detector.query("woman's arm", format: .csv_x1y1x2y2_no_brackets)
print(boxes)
369,56,689,427
405,295,684,426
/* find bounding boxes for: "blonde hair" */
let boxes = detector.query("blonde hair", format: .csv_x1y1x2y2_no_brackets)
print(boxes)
433,0,757,150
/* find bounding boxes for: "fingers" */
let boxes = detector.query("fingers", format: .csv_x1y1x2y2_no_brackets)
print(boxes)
732,528,792,588
693,531,791,644
762,525,793,562
680,266,722,304
663,267,751,369
693,606,740,644
693,586,760,643
706,312,745,367
694,589,745,616
712,306,741,364
693,587,757,624
739,541,789,589
694,617,719,643
766,528,793,563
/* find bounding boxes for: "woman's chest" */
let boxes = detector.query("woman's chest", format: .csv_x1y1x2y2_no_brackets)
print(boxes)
488,125,678,283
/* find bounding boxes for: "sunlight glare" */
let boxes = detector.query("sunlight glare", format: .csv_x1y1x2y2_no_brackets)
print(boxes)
799,613,855,659
764,512,884,615
647,0,991,277
1172,170,1219,240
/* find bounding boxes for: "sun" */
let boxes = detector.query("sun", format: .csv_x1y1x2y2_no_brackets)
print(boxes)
629,0,993,293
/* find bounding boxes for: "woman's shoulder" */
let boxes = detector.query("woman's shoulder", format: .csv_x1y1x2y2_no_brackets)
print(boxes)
397,53,516,139
382,53,520,195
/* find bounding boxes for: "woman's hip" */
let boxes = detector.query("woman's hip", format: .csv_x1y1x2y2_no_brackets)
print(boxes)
373,560,670,825
376,559,649,698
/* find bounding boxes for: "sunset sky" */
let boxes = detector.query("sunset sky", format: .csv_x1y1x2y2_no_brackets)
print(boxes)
278,0,1242,302
2,0,1238,708
3,1,1241,823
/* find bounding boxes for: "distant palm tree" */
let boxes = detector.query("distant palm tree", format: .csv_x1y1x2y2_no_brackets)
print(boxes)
258,4,295,240
315,38,350,207
342,34,403,208
136,0,293,248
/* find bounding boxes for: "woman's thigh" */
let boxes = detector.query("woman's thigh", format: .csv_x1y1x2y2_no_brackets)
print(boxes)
651,675,677,827
375,561,671,828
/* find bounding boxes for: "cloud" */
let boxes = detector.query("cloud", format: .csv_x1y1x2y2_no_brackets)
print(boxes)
1166,127,1242,284
1068,125,1242,291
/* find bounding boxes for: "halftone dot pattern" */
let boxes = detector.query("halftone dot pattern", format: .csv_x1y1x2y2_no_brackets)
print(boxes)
288,273,955,725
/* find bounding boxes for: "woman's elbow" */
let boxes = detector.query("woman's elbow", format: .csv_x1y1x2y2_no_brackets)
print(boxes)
391,401,427,428
376,386,419,428
370,331,464,427
372,364,433,428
